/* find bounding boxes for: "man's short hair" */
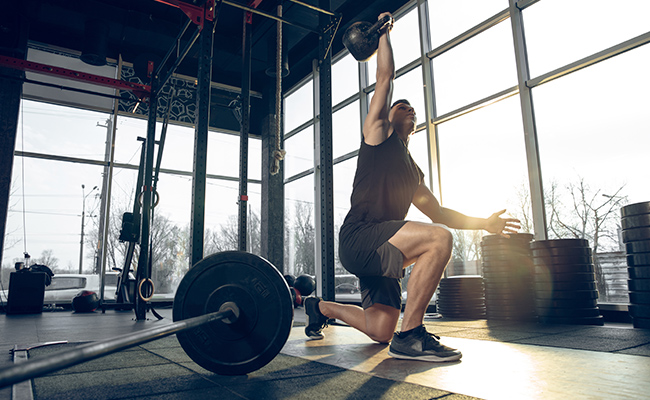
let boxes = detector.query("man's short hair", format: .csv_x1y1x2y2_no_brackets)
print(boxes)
391,99,411,109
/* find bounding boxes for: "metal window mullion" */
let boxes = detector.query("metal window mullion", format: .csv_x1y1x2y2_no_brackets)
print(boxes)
238,13,253,252
432,85,519,125
509,0,546,240
284,167,315,185
362,58,422,95
314,0,335,301
284,120,315,140
417,0,441,199
190,19,215,268
332,91,359,114
358,55,370,137
516,0,540,11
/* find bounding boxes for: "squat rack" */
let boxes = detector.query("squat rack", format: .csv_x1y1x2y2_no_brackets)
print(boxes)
1,0,341,319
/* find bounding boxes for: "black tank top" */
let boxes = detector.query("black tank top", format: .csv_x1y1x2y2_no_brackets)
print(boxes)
343,133,423,226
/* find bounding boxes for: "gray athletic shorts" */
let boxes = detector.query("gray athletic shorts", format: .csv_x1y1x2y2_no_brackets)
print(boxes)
339,220,407,310
339,220,451,310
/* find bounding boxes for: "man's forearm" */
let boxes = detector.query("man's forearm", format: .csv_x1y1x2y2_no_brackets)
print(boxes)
376,32,395,82
437,207,487,231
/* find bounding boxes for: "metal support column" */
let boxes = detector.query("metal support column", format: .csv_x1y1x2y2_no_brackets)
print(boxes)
0,8,27,268
509,0,547,239
416,0,442,198
261,83,284,269
135,75,158,320
238,11,252,252
314,0,335,301
190,19,215,266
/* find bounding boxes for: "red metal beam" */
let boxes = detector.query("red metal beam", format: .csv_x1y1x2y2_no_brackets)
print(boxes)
246,0,264,24
155,0,216,30
0,55,151,100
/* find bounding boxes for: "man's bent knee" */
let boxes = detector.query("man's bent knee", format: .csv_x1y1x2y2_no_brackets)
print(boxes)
367,328,395,344
429,226,453,253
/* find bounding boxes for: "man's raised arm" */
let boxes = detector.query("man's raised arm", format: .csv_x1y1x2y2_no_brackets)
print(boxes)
362,12,394,146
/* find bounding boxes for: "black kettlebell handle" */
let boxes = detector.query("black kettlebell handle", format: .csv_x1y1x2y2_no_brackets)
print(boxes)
370,14,393,34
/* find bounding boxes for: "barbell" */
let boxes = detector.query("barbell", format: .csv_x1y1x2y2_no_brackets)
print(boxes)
0,251,294,387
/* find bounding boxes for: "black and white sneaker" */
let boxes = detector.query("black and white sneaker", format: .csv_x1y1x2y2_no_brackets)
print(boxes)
388,325,462,362
304,297,329,340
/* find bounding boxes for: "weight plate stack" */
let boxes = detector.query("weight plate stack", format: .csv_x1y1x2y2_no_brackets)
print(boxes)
532,239,603,326
621,201,650,329
480,233,536,321
436,275,486,319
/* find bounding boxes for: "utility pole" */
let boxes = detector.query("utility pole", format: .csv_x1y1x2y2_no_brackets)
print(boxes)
79,184,98,273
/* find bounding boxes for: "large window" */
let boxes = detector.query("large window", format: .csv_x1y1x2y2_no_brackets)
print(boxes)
4,95,262,297
431,20,516,116
523,0,650,78
533,44,650,302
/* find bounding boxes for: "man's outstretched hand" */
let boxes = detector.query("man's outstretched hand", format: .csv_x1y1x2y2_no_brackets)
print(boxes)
485,209,521,237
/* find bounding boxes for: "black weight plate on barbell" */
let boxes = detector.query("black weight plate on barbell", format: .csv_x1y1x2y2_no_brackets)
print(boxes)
628,279,650,291
535,298,597,309
627,253,650,266
620,201,650,218
622,214,650,230
530,239,589,249
629,304,650,319
173,251,293,376
535,268,596,282
535,307,600,318
628,267,650,279
536,290,598,300
626,240,650,254
534,280,596,292
532,255,593,266
538,315,604,326
532,247,591,258
632,317,650,329
629,291,650,304
623,227,650,243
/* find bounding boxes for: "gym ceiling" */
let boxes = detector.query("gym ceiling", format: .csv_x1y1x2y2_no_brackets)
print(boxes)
11,0,410,132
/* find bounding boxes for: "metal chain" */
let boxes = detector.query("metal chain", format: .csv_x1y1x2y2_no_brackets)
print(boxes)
271,3,286,175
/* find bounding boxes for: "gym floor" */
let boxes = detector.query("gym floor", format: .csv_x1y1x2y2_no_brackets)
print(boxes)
0,306,649,400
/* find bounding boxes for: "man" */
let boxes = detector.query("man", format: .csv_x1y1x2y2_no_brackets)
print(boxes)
304,12,520,362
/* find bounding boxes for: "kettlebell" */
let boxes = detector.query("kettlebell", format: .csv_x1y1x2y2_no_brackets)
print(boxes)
342,15,392,62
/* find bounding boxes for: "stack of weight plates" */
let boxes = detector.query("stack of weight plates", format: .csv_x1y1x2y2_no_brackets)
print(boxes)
481,233,536,321
621,201,650,329
532,239,603,325
436,275,486,319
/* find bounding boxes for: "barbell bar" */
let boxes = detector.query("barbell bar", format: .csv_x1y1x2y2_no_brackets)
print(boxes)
0,251,294,387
